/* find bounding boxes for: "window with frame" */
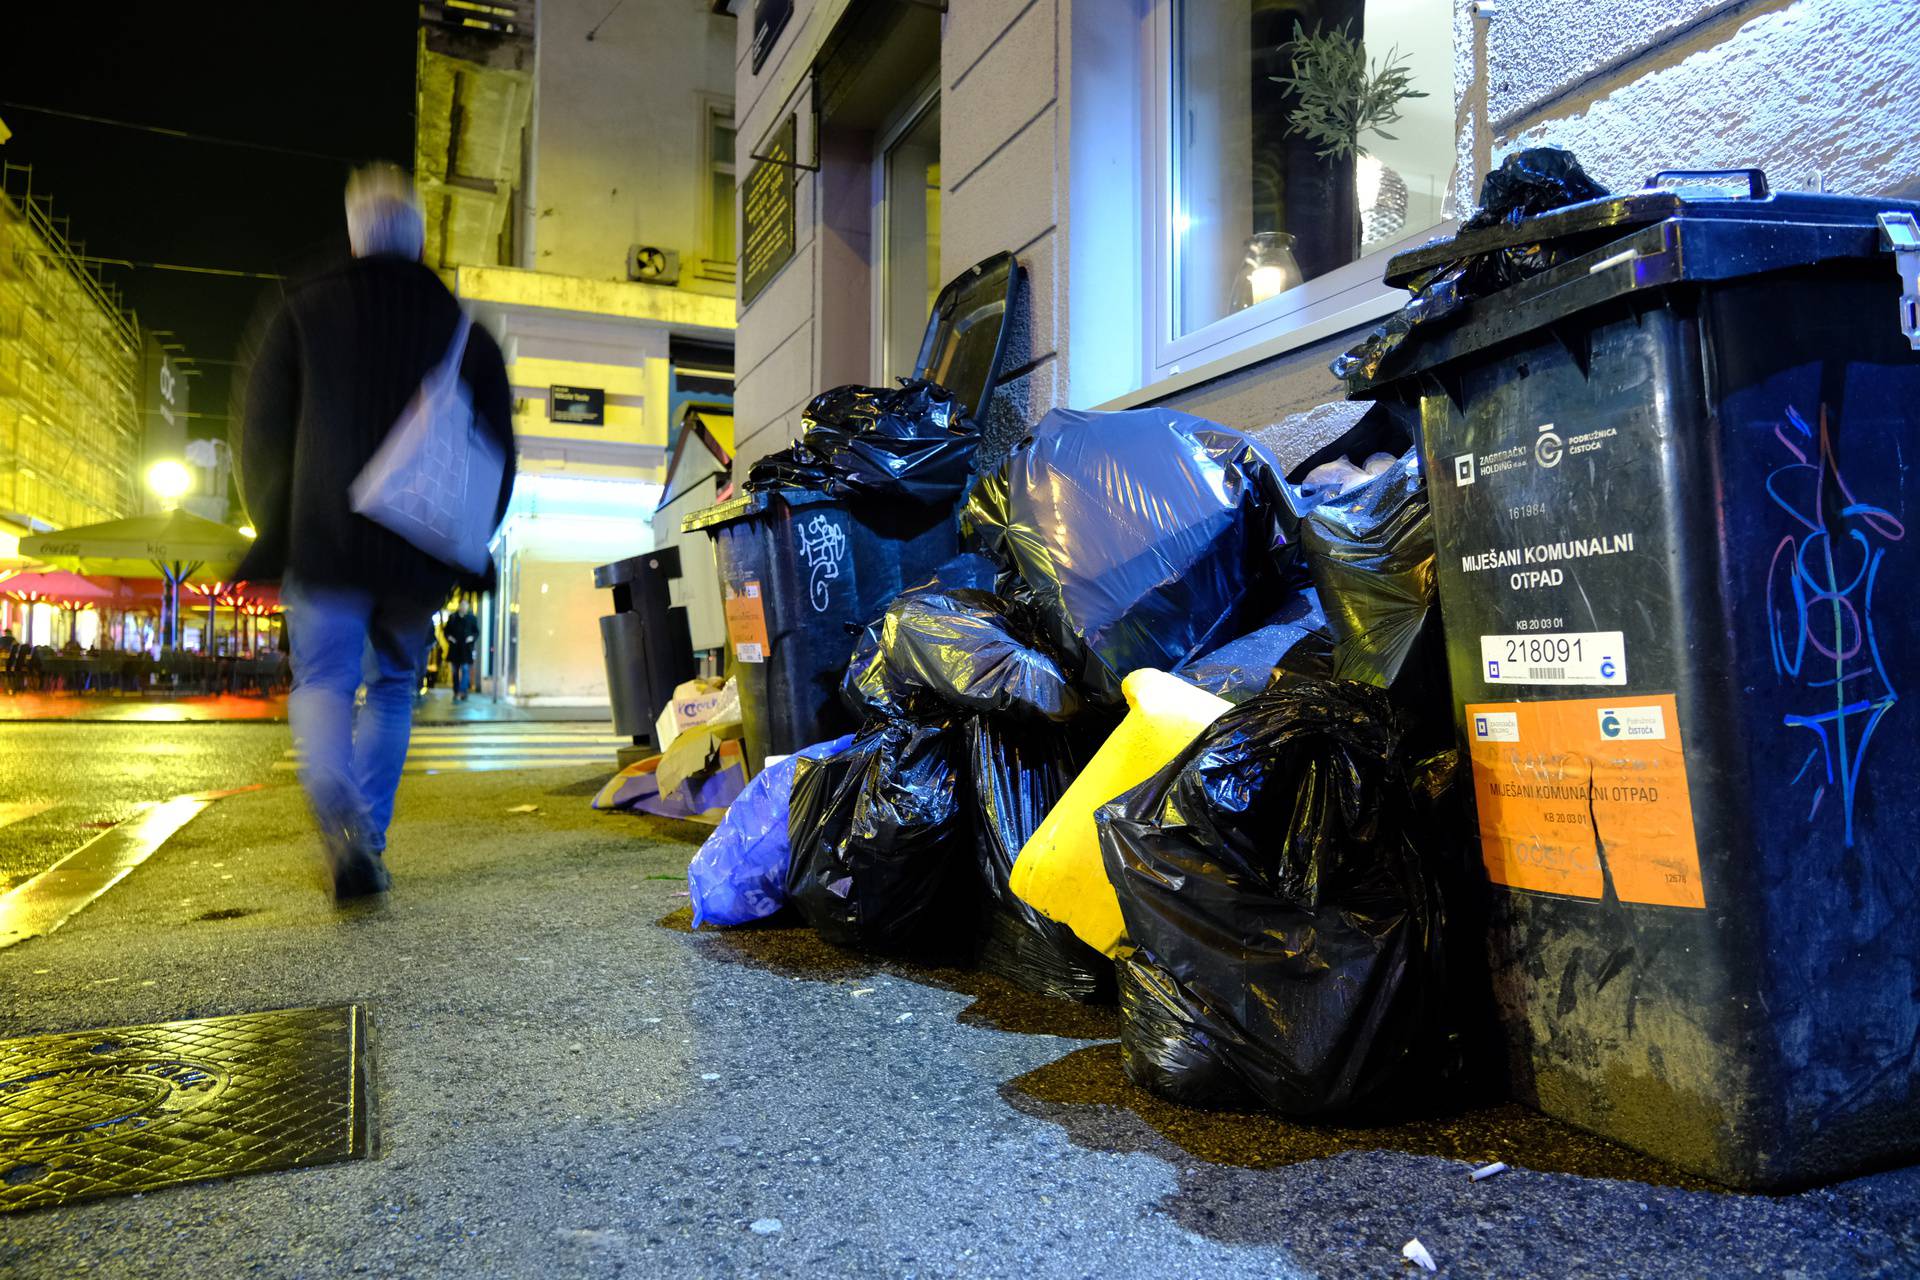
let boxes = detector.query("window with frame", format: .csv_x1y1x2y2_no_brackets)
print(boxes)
1150,0,1454,382
705,105,738,276
875,86,941,386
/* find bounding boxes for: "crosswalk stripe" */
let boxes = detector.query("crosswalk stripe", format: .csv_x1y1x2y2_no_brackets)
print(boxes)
272,723,626,775
271,757,611,773
282,742,623,756
0,802,54,831
407,736,624,745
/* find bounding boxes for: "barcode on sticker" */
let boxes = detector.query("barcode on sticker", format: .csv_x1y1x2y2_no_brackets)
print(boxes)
734,643,764,663
1529,668,1564,681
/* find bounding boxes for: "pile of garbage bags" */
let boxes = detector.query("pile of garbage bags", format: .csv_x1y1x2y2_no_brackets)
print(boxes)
688,388,1470,1113
783,579,1110,999
746,380,981,507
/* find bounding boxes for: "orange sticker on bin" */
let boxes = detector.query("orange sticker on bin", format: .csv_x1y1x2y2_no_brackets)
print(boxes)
723,580,771,663
1465,693,1704,908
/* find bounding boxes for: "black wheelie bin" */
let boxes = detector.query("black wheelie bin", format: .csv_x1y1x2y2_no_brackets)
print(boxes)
1346,169,1920,1188
685,252,1021,775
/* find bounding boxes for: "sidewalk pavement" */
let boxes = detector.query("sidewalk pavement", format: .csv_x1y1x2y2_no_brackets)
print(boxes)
0,689,612,726
2,769,1918,1278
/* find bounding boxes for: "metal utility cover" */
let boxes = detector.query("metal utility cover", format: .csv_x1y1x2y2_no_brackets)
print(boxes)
0,1006,371,1212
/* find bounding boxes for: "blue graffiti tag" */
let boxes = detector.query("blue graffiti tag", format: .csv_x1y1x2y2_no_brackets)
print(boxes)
1765,404,1905,846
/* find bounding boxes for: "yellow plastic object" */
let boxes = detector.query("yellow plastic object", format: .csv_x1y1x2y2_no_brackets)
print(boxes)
1009,669,1232,957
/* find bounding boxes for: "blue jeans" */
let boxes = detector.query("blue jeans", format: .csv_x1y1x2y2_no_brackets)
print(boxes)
452,662,472,697
284,575,437,852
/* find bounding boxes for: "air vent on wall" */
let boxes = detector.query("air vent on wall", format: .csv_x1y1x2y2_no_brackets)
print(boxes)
627,245,681,285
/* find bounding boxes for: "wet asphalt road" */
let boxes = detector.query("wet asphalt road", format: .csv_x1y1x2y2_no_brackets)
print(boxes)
1,755,1918,1276
0,723,289,893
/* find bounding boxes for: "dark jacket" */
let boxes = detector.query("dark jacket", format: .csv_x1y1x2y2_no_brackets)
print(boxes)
236,255,516,599
443,611,480,665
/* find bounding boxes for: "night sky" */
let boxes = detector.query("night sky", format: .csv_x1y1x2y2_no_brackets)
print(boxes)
0,4,419,437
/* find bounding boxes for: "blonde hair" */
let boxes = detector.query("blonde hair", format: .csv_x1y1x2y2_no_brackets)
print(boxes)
344,164,425,259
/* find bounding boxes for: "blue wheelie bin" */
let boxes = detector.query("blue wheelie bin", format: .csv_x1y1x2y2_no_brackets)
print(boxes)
687,252,1021,775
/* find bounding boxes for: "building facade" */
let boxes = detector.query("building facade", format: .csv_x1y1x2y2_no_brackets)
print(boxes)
0,164,142,556
731,0,1920,477
415,0,738,706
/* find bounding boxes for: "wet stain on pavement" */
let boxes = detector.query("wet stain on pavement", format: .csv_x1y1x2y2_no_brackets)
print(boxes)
658,908,1121,1040
542,777,611,798
658,905,1734,1260
1002,1042,1723,1193
194,908,258,922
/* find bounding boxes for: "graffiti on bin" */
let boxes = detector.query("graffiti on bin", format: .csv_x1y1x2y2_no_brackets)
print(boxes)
1765,403,1905,847
797,513,848,613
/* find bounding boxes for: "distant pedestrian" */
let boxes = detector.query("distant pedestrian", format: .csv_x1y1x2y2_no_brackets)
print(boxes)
443,600,480,702
236,164,516,900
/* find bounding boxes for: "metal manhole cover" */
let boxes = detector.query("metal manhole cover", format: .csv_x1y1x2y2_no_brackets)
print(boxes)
0,1006,371,1212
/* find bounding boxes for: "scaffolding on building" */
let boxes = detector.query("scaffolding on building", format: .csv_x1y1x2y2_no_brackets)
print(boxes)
0,162,142,535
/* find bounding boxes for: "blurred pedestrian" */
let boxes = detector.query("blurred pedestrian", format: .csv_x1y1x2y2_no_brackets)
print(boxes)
237,163,516,900
443,599,480,702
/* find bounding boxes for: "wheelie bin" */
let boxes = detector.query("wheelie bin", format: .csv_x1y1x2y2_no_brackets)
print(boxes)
1346,169,1920,1188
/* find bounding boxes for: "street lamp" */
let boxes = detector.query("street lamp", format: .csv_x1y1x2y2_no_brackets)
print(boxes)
146,460,192,505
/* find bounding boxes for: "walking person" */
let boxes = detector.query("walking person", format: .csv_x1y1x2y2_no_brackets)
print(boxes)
237,164,515,900
443,599,480,702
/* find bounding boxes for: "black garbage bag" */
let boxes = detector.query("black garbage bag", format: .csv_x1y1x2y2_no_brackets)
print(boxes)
1173,591,1334,703
970,720,1111,1001
841,556,1003,720
1334,148,1609,385
1295,449,1448,749
880,590,1080,722
747,380,980,505
1099,678,1446,1117
962,406,1296,704
1298,448,1436,687
1116,955,1259,1109
787,717,977,953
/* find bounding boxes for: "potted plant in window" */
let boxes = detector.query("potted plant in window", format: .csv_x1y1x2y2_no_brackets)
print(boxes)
1270,19,1427,263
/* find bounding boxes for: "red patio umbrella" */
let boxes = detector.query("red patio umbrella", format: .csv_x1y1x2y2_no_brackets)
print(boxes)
2,570,114,646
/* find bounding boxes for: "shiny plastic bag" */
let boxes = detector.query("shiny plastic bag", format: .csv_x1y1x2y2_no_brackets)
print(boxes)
687,734,854,928
878,590,1080,722
1099,678,1446,1117
746,380,980,505
1173,592,1334,703
1334,148,1609,384
1117,955,1257,1109
971,720,1110,1001
842,556,1003,720
963,406,1294,703
1296,449,1447,739
786,717,977,953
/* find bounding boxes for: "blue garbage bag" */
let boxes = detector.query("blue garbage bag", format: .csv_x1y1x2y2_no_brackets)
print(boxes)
688,734,855,928
962,406,1296,703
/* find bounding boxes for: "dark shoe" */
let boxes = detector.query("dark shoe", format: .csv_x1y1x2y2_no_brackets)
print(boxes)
323,828,391,900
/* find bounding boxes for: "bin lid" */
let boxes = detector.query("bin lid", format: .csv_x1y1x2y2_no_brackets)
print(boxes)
593,545,683,588
912,251,1021,424
681,485,839,536
1353,169,1920,392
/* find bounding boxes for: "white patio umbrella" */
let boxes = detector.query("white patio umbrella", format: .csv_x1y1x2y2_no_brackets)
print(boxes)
20,510,252,650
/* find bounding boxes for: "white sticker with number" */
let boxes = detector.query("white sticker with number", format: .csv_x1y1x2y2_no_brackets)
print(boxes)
1479,631,1626,686
734,642,764,664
